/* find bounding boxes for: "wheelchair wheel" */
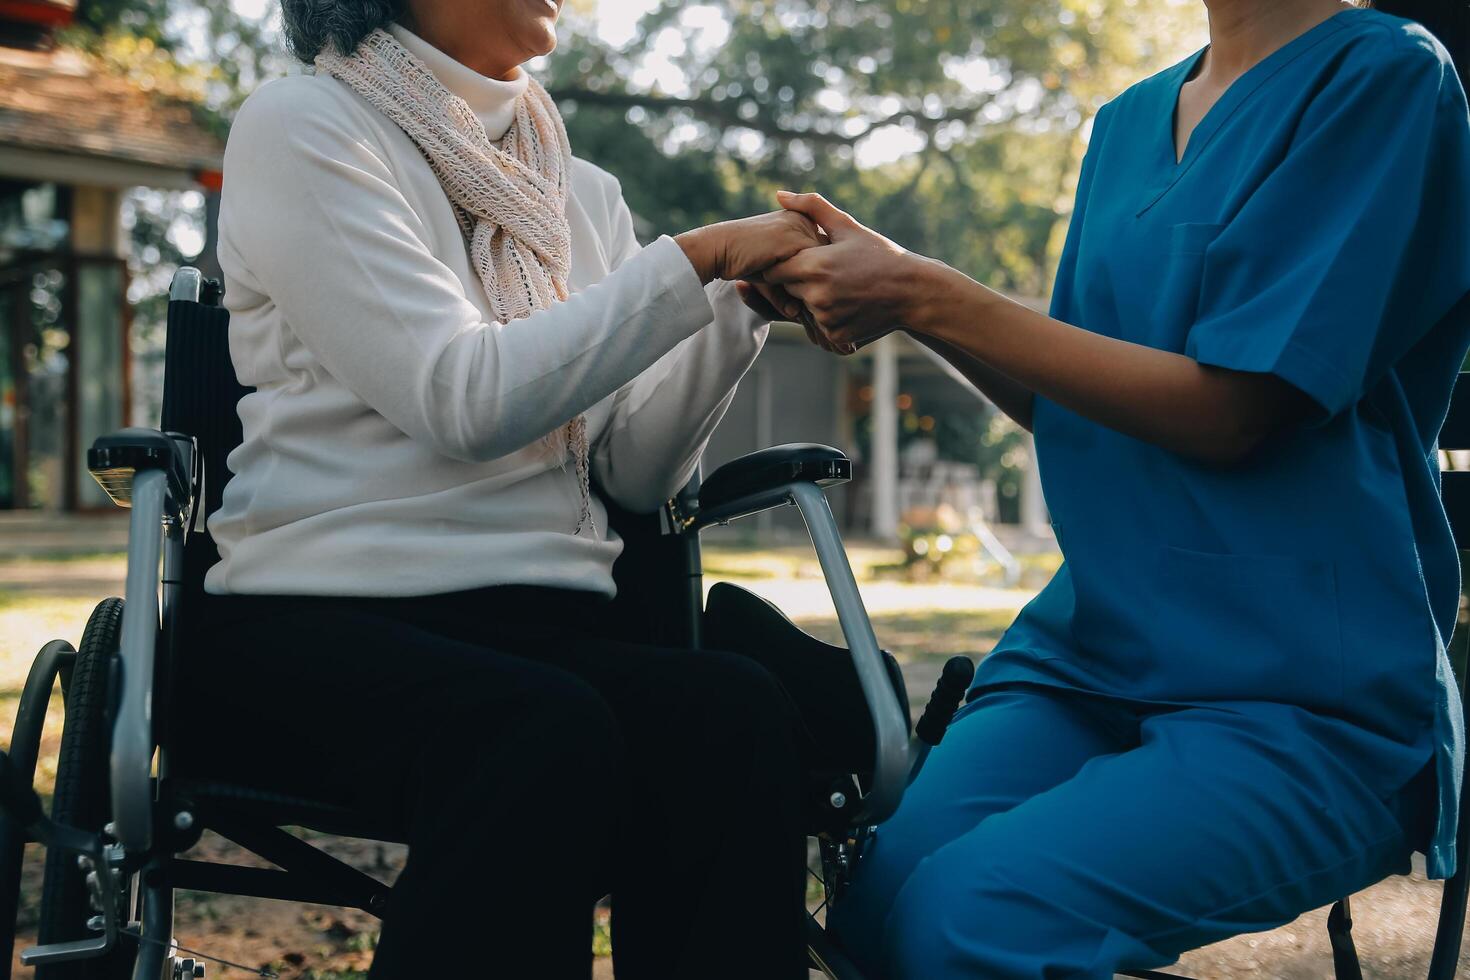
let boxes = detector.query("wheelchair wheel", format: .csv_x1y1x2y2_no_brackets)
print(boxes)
35,597,138,980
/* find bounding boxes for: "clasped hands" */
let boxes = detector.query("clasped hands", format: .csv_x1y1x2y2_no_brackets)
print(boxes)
676,192,935,355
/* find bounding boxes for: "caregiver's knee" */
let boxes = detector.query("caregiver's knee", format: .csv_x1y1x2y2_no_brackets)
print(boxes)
882,852,1075,980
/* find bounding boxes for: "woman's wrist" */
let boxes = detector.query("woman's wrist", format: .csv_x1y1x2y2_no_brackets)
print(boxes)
674,227,722,285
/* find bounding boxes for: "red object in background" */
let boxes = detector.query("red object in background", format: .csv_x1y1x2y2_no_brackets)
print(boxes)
195,169,224,193
0,0,75,29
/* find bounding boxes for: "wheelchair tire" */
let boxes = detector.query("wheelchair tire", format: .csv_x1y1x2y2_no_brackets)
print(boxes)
35,597,138,980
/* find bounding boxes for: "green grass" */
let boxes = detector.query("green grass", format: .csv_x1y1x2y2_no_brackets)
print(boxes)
0,591,102,797
703,542,909,583
799,607,1015,668
592,915,613,958
1,551,127,564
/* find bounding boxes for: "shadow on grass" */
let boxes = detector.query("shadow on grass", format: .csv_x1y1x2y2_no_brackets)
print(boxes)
797,607,1017,668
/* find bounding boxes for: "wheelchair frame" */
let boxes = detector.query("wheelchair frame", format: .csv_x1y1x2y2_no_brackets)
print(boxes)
1,266,934,980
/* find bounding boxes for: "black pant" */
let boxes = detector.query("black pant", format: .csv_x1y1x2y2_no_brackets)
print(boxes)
177,587,808,979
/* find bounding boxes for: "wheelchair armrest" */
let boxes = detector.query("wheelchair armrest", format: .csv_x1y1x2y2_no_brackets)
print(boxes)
87,427,194,517
689,444,851,529
101,448,190,852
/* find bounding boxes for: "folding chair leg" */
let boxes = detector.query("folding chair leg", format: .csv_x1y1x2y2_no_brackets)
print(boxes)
1327,897,1363,980
1428,840,1470,979
0,641,77,980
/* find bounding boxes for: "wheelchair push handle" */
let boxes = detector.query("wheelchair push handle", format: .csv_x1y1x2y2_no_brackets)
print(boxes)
915,656,975,747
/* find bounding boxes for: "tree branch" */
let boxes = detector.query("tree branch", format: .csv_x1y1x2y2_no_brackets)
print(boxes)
547,86,997,147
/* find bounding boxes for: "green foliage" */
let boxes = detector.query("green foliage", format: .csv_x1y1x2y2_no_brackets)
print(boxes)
69,0,173,46
65,0,283,126
546,0,1204,288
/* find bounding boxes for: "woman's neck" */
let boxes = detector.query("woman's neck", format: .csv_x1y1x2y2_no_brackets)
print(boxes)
398,7,524,81
1200,0,1351,79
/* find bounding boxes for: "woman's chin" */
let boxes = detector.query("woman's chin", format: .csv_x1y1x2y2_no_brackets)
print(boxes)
520,24,558,61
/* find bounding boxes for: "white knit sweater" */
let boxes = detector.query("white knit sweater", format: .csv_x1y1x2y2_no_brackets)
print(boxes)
206,25,768,596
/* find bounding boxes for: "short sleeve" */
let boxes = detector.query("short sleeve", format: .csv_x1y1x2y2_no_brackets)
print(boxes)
1185,30,1470,419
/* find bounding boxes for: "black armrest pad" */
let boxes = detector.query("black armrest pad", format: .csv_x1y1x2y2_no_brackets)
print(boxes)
700,443,851,513
88,427,190,506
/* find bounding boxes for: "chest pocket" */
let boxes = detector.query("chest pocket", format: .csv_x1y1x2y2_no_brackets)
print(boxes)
1147,222,1225,350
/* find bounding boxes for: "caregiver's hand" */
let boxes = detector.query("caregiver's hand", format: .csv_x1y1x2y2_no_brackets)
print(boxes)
675,210,824,286
763,191,937,352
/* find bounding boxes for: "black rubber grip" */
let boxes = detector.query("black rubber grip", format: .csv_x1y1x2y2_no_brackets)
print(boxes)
915,656,975,747
0,752,44,828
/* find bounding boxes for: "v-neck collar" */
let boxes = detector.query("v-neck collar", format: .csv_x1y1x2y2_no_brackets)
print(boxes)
1138,6,1363,216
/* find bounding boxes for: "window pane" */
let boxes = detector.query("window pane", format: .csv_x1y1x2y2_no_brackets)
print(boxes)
26,266,67,511
0,300,13,509
76,262,124,508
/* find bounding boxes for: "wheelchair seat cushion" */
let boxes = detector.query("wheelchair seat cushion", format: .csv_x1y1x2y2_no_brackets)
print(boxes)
170,778,408,843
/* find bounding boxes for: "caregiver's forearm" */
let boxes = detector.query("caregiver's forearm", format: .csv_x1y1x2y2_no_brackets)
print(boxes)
906,262,1305,465
907,332,1036,431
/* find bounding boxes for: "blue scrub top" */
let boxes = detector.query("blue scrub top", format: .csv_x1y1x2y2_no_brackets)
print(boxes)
975,8,1470,878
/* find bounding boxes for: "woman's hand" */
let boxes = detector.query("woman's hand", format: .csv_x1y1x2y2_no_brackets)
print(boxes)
675,210,824,285
763,191,937,352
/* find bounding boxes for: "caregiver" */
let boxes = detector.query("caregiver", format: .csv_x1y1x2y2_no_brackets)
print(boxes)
767,0,1470,976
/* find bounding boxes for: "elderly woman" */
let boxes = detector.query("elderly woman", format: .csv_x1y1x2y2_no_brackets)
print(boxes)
177,0,823,977
769,0,1470,976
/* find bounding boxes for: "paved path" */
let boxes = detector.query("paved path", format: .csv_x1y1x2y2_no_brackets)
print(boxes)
709,575,1031,620
0,511,128,558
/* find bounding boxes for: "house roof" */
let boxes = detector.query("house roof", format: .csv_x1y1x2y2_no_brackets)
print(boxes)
0,44,224,180
0,0,75,29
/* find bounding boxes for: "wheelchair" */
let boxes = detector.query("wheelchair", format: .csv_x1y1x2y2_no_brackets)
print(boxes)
2,266,1467,980
0,265,975,980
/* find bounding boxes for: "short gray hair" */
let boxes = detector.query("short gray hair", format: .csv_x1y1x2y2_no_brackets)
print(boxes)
280,0,407,62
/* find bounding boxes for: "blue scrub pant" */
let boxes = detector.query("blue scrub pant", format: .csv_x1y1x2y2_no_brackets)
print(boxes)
828,684,1426,979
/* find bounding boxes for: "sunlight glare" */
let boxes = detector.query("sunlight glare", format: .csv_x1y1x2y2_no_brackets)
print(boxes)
856,125,926,169
230,0,271,19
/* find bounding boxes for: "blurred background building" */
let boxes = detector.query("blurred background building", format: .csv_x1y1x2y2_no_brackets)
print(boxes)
0,0,222,511
704,312,1051,541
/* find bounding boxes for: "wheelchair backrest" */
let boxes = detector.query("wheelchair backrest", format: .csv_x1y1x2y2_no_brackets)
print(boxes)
160,269,251,599
159,267,701,643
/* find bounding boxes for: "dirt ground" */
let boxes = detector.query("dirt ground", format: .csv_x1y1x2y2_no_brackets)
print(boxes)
3,550,1467,979
9,843,1465,979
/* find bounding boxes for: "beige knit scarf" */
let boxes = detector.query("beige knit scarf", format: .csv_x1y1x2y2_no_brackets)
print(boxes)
317,28,593,535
